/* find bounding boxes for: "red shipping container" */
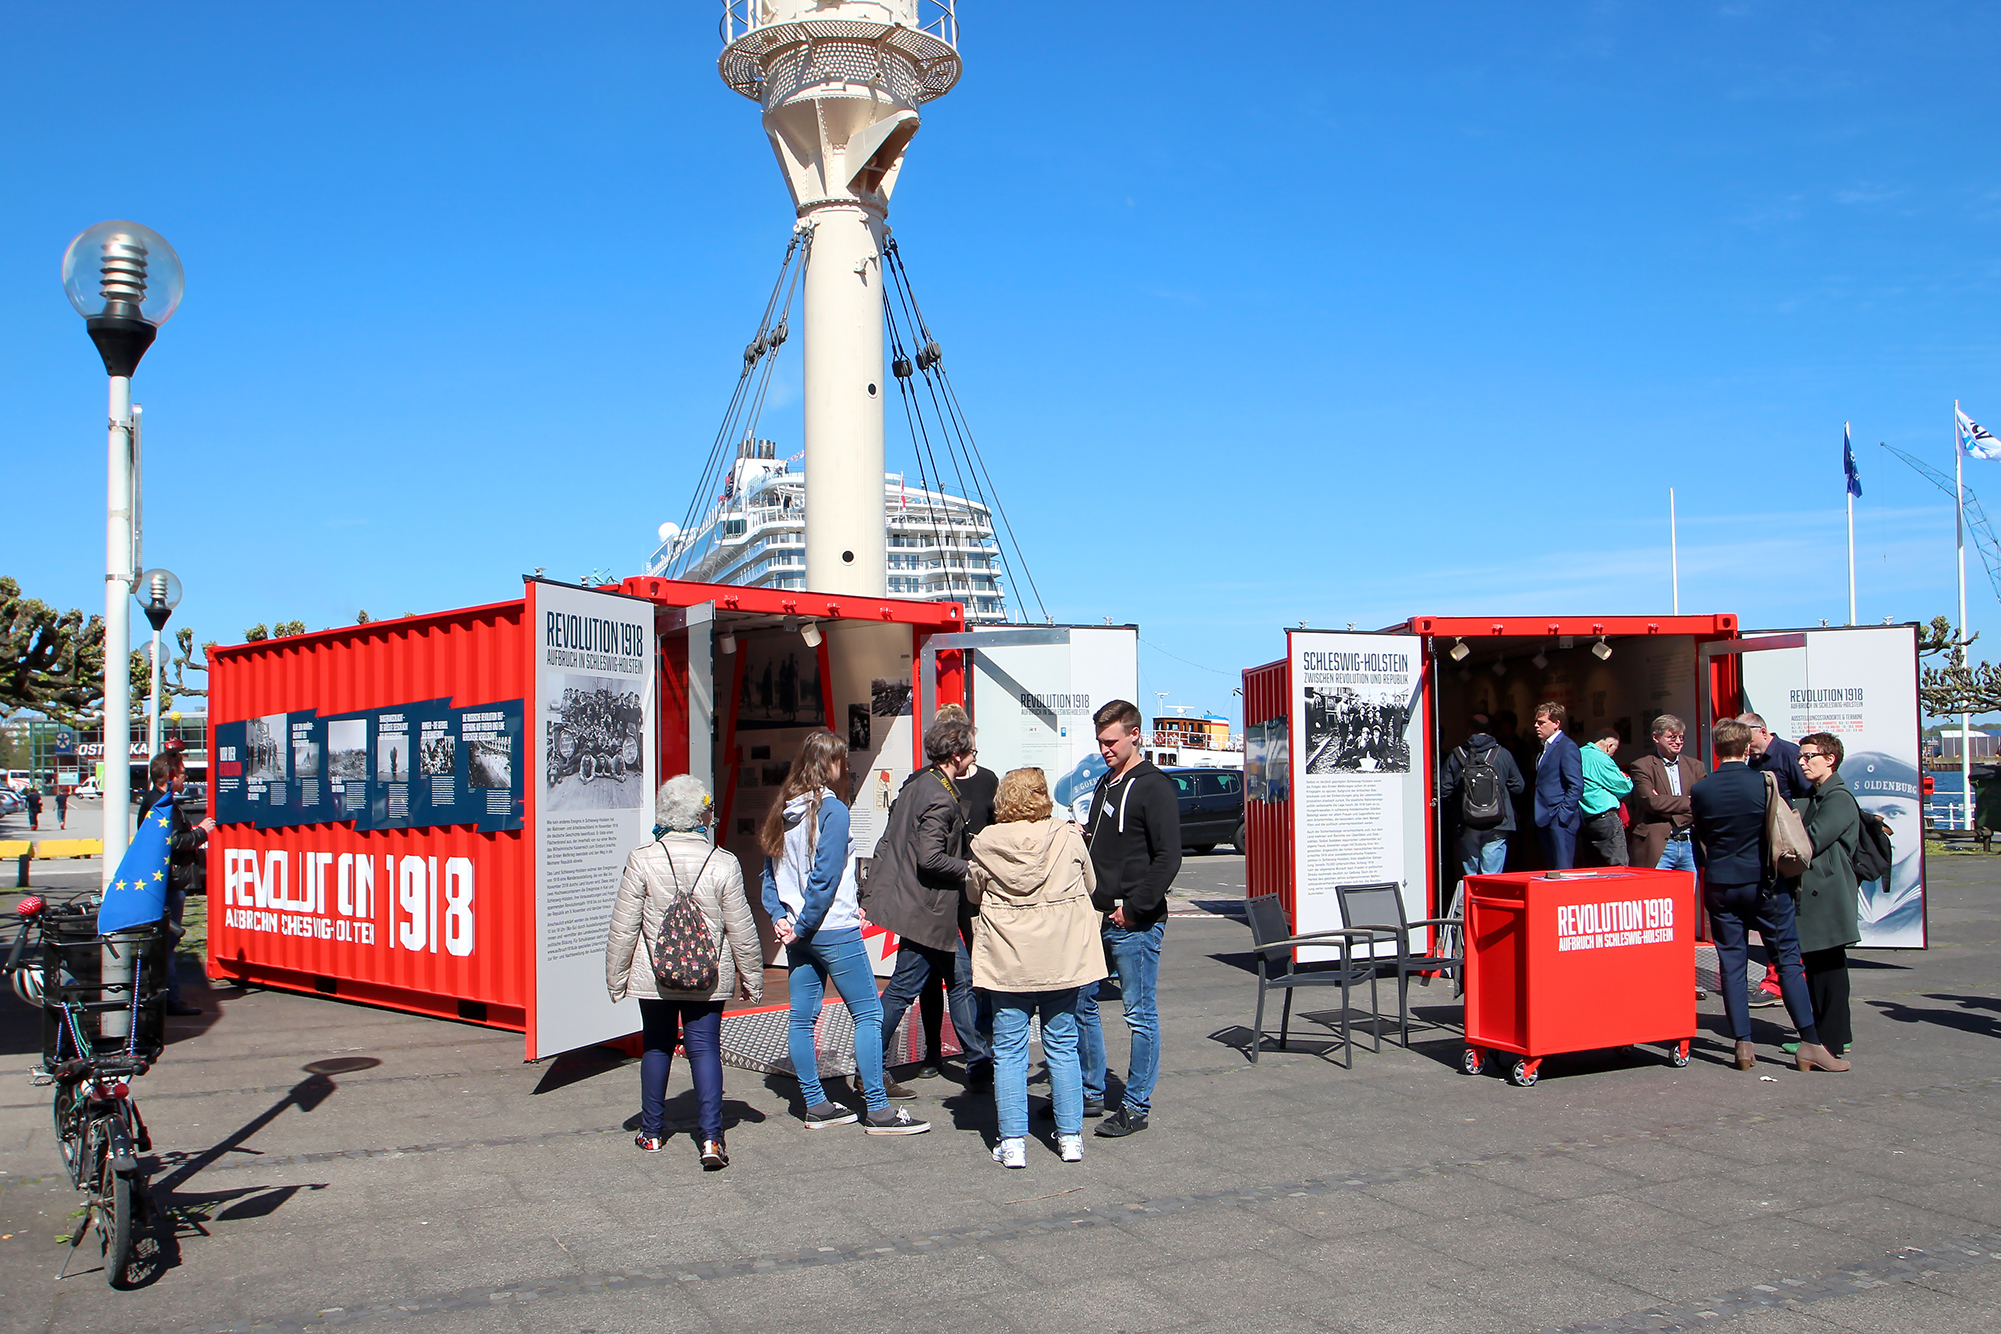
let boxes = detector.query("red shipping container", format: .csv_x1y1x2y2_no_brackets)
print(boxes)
1461,867,1695,1087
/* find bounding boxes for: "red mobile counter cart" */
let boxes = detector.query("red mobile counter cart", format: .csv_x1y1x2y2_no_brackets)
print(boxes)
1462,867,1695,1087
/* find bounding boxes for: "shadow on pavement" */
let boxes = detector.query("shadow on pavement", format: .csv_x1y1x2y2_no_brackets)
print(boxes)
532,1045,631,1094
1868,994,2001,1040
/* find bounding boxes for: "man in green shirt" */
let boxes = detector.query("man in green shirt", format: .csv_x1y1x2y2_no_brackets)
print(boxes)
1579,728,1633,866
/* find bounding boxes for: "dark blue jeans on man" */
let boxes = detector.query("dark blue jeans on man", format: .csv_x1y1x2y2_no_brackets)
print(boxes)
637,997,726,1141
1079,918,1165,1118
1703,881,1814,1041
878,938,992,1069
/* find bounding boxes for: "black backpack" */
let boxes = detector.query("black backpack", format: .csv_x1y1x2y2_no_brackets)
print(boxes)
1852,803,1893,884
1457,745,1507,829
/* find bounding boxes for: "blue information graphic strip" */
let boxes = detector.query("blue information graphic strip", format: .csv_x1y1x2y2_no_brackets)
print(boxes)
214,697,525,833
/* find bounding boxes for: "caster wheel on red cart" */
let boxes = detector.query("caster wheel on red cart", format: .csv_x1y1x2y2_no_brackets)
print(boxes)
1460,1047,1485,1076
1508,1059,1540,1088
1668,1041,1691,1068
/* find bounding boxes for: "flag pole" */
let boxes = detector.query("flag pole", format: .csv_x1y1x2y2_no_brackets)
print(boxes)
1958,399,1972,830
1846,421,1857,626
1670,487,1680,615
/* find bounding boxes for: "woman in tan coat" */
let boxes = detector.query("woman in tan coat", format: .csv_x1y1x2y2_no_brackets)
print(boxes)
606,775,762,1168
967,768,1107,1168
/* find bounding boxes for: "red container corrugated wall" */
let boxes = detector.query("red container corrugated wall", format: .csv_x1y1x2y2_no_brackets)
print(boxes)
1242,657,1293,925
206,600,534,1029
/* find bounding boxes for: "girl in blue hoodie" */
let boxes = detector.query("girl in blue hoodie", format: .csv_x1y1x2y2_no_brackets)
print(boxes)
760,731,929,1134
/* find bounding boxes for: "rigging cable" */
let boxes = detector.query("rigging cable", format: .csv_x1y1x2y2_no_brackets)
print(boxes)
884,237,1050,623
667,229,810,579
883,280,960,597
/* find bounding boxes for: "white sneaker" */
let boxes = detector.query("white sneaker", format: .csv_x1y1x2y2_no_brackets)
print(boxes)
1057,1133,1083,1163
992,1136,1027,1169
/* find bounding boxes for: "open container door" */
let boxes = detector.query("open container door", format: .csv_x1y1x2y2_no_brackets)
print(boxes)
922,624,1138,824
1287,628,1431,961
1700,624,1926,947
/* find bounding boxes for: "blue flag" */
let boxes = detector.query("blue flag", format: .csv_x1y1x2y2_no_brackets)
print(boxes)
97,791,176,933
1844,423,1862,498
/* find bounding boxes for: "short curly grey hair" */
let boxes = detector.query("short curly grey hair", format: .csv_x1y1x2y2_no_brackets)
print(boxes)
655,774,713,832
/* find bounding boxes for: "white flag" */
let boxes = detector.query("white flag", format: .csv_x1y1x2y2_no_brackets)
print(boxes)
1959,408,2001,460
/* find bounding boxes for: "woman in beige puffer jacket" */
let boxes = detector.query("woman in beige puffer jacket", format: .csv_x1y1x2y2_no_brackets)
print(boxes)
605,775,762,1167
967,767,1107,1168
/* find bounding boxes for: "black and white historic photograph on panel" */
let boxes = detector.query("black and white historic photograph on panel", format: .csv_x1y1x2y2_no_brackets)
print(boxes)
245,714,287,783
1303,687,1411,775
870,676,912,718
736,635,824,730
848,703,871,752
420,733,456,777
291,734,321,779
376,731,411,784
468,735,512,789
326,719,368,786
542,672,643,811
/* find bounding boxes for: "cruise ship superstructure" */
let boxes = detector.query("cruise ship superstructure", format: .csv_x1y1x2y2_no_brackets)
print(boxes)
646,440,1009,623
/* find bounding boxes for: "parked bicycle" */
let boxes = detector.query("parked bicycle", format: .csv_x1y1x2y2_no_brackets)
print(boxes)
6,894,166,1286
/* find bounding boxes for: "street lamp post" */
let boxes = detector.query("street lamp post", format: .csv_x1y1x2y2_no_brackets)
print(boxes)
139,570,183,759
62,220,183,877
65,222,182,1042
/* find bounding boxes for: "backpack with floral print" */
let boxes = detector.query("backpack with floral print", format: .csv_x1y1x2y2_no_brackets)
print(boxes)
643,845,719,993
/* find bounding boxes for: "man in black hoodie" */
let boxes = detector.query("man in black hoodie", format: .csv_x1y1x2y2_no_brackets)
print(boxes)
1078,699,1180,1138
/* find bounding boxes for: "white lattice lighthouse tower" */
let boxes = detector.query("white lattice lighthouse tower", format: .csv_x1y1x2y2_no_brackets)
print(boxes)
720,1,962,598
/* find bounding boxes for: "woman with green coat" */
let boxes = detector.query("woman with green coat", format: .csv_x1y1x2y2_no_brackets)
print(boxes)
1791,731,1862,1061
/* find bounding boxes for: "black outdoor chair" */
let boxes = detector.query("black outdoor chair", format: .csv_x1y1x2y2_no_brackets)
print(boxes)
1245,895,1392,1069
1335,881,1464,1049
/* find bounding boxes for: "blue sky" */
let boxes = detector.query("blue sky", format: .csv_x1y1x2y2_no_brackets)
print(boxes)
2,2,1996,725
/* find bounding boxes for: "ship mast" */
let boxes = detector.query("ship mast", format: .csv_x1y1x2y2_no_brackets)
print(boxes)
720,1,963,598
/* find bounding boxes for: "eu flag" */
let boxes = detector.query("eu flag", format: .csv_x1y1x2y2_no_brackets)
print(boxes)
1844,424,1862,498
97,792,176,933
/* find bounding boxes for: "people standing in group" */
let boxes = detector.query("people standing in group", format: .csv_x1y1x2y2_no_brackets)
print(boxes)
906,704,996,1083
863,715,993,1101
1531,703,1584,871
1077,699,1180,1139
1627,715,1706,872
1689,718,1848,1072
1791,733,1863,1061
762,731,930,1134
1440,714,1525,876
24,786,41,830
1578,728,1633,867
605,775,762,1168
141,752,213,1017
1741,713,1809,1008
966,767,1106,1167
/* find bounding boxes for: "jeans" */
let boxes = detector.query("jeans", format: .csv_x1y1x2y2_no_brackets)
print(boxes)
1655,837,1696,873
1537,822,1577,870
162,889,188,1006
1461,837,1509,877
637,997,725,1140
1079,918,1164,1117
1581,811,1628,866
991,988,1083,1138
1704,882,1816,1043
878,937,992,1068
786,929,887,1112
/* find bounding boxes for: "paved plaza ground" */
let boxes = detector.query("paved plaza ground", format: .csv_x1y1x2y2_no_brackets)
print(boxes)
1,826,1998,1334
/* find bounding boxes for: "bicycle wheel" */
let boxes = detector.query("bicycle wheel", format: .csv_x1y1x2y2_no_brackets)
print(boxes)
97,1141,132,1287
51,1080,82,1182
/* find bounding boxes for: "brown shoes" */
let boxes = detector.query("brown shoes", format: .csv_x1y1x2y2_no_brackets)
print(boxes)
1734,1040,1756,1071
1795,1042,1851,1072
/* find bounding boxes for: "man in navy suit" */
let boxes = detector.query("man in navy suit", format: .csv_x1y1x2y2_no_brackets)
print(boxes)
1742,713,1809,802
1531,702,1584,870
1689,717,1847,1072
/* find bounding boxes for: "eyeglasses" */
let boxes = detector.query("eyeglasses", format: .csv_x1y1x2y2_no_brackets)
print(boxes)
1798,750,1829,761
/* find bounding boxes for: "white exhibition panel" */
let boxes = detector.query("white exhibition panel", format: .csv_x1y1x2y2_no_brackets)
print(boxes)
1737,625,1924,948
530,582,657,1058
1288,630,1429,962
971,625,1138,823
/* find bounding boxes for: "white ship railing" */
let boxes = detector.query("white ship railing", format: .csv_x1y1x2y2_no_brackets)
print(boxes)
722,0,956,47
